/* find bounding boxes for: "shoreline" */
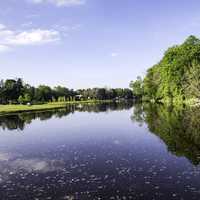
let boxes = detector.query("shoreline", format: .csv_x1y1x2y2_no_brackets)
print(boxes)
0,100,114,116
142,97,200,107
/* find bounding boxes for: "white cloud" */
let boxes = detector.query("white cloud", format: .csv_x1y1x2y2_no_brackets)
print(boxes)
29,0,85,7
21,22,33,28
53,23,82,33
6,29,60,45
0,45,11,52
0,24,61,52
111,52,119,57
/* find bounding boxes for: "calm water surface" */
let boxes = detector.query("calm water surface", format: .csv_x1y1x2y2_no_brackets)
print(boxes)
0,102,200,200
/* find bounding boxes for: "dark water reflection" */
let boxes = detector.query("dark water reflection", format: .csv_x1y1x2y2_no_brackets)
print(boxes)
0,102,200,199
131,103,200,166
0,102,133,131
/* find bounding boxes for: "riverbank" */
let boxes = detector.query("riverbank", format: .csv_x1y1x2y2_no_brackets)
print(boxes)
142,97,200,107
0,100,114,115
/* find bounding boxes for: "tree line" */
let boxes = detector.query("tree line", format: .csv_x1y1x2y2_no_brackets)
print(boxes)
130,35,200,103
0,79,133,104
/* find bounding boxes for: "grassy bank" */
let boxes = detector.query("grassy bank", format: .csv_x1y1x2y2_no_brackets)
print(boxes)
0,100,113,115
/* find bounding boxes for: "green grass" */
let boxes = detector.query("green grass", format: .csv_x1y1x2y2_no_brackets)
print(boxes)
0,100,113,115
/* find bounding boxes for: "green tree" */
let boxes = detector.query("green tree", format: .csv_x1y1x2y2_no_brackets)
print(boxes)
24,93,32,103
34,85,52,102
184,61,200,98
18,95,24,104
136,35,200,103
129,76,143,98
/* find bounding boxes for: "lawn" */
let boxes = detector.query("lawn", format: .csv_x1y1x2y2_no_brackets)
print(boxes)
0,100,113,115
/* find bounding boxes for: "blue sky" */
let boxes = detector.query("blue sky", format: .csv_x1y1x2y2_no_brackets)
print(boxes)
0,0,200,89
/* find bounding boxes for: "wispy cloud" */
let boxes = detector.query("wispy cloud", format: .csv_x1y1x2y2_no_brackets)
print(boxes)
0,45,11,52
52,23,82,35
0,24,61,52
111,52,119,57
28,0,85,7
21,21,33,28
6,29,60,45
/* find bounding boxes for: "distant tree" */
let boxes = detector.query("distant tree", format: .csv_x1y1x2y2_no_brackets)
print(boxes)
23,84,35,101
24,93,32,103
18,93,31,104
129,76,143,98
123,88,133,99
18,95,24,104
34,85,52,102
96,88,106,100
3,78,24,103
0,78,134,104
54,86,70,100
115,88,124,98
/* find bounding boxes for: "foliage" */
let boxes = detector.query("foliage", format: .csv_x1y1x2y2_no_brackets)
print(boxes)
129,76,143,99
184,61,200,98
18,94,32,104
131,35,200,103
0,78,133,105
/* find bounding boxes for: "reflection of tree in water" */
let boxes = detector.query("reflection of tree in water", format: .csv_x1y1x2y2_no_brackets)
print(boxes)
0,115,26,131
131,103,200,165
0,102,133,131
130,103,145,126
74,101,133,113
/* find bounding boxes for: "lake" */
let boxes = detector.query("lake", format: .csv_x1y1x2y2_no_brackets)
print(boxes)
0,102,200,200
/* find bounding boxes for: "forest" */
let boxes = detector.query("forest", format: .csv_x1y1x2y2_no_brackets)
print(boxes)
130,35,200,104
0,78,133,105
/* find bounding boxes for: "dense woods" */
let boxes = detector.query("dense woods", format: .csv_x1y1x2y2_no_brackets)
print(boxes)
130,35,200,104
0,79,133,104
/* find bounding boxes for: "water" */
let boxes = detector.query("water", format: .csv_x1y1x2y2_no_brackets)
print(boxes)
0,102,200,200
